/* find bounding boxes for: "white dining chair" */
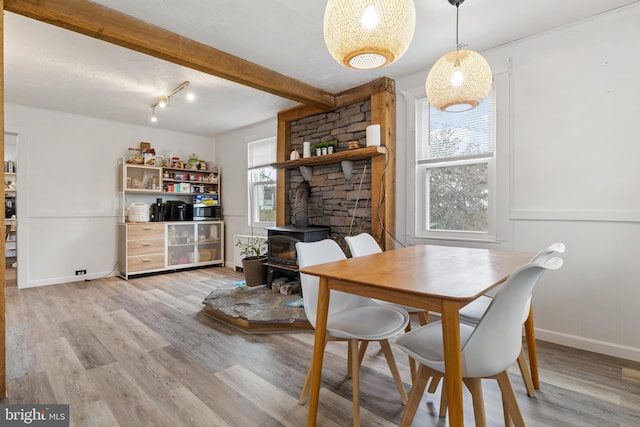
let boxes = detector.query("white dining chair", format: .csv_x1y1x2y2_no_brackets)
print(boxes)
296,239,410,426
344,232,429,380
458,242,565,397
394,256,564,427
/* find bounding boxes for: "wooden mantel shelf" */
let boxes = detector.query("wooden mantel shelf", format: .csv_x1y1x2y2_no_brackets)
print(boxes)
272,146,385,169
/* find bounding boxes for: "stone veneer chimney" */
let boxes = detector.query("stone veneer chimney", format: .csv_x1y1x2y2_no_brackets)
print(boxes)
286,100,373,244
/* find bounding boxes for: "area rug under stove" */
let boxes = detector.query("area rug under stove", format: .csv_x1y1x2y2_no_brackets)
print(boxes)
202,284,312,333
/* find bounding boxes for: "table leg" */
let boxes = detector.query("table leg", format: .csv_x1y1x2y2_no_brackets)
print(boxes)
441,301,464,426
308,277,330,427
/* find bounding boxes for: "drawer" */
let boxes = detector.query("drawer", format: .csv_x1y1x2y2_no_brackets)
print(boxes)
127,239,165,256
127,223,164,240
127,254,165,273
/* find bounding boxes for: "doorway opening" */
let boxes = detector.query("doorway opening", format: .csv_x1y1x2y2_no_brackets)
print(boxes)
4,132,18,288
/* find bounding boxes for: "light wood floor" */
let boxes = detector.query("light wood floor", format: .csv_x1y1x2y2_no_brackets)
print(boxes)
3,267,640,426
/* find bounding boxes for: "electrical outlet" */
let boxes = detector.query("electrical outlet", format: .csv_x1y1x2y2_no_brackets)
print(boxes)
75,270,87,275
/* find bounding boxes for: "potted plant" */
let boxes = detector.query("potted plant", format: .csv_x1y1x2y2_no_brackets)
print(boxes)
235,236,268,287
327,141,336,154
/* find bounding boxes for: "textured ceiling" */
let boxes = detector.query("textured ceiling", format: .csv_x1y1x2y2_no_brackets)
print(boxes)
4,0,639,137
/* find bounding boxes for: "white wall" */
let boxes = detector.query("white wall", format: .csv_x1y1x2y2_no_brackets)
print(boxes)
396,4,640,361
5,104,215,288
214,118,277,265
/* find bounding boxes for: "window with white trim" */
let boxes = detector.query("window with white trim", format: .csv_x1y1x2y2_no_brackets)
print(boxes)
415,86,497,240
247,137,276,227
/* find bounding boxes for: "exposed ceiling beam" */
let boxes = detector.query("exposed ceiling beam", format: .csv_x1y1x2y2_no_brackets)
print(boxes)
4,0,337,109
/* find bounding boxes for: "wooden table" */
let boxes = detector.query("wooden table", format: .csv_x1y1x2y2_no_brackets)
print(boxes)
299,244,533,426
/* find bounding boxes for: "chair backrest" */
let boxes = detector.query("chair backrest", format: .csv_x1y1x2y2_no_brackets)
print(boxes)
519,242,565,322
296,239,370,328
531,242,565,263
344,233,382,257
461,257,563,378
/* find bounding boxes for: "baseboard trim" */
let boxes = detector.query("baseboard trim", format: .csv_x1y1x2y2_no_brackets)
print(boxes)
536,328,640,363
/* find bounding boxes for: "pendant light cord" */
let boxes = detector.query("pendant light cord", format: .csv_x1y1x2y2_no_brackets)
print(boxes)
455,3,460,50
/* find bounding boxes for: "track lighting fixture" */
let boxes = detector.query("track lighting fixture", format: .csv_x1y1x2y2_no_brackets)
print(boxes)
149,81,194,123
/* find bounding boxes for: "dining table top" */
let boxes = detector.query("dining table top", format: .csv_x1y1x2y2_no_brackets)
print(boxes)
299,244,534,303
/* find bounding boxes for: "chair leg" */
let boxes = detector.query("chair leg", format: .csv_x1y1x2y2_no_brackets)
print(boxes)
349,339,360,427
399,364,431,427
524,307,540,389
379,339,408,404
416,311,429,326
299,335,328,404
495,371,526,427
404,322,418,383
438,381,447,417
347,341,353,377
298,364,312,405
427,374,441,394
406,312,429,383
357,340,369,366
462,378,486,427
501,392,513,427
517,347,536,397
349,339,369,378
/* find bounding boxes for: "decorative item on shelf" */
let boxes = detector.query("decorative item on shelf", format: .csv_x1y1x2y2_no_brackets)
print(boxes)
303,141,311,158
323,0,416,70
290,149,300,160
171,156,181,168
127,148,143,164
366,124,381,146
143,148,156,165
348,141,361,150
187,154,199,170
313,141,336,156
425,0,492,112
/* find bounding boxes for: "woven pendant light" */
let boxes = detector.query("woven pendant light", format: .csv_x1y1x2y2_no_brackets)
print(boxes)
426,0,492,112
323,0,416,70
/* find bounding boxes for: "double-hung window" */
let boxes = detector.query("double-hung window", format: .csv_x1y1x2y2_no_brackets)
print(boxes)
415,86,497,240
247,137,277,227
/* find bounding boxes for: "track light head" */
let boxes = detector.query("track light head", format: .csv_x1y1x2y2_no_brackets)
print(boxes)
149,81,193,121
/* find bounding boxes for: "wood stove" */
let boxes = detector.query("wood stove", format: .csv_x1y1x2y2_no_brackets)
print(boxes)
266,225,331,286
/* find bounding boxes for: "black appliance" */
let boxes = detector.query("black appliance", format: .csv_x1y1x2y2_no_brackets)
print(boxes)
150,198,165,222
165,200,193,221
193,204,222,220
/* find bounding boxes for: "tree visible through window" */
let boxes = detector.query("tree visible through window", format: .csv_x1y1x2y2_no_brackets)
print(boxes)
416,89,495,237
249,166,276,224
247,137,277,226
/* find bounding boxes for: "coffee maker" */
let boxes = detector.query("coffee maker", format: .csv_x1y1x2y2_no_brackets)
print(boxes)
150,198,165,222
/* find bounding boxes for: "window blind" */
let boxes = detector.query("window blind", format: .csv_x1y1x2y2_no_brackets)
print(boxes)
248,137,277,168
416,89,496,163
